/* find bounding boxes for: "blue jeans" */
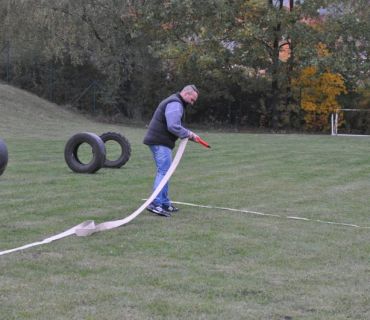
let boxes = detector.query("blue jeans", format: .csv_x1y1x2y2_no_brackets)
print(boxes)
149,145,172,207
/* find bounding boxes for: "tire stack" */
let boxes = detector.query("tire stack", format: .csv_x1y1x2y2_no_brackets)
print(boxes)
0,138,8,177
64,132,131,173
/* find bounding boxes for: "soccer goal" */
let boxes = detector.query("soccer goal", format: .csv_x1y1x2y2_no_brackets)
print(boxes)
331,109,370,137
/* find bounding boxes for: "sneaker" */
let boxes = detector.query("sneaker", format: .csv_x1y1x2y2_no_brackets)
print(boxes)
147,203,170,217
162,204,179,212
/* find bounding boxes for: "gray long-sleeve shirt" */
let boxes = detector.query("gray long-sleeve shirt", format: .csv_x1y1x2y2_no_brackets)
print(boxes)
165,102,190,139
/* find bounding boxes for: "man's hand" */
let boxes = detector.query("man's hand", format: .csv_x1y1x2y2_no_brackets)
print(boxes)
188,131,199,142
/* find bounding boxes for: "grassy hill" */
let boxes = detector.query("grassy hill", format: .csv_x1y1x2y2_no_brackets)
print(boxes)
0,83,145,141
1,84,370,319
0,84,88,139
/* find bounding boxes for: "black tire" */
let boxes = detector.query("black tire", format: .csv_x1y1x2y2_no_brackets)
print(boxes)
64,132,106,173
100,132,131,168
0,138,8,177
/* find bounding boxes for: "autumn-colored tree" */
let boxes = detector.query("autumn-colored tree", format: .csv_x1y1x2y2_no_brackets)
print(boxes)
299,66,347,131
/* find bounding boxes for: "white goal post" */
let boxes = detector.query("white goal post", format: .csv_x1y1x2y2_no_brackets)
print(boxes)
331,109,370,137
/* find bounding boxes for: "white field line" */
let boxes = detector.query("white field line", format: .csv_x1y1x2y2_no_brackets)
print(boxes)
169,200,370,230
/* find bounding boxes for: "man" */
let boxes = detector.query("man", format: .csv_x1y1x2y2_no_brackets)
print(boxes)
143,85,199,217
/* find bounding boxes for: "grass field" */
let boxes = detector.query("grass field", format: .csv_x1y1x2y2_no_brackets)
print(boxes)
1,84,370,319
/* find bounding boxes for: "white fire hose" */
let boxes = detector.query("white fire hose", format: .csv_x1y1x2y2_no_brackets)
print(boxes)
0,138,189,256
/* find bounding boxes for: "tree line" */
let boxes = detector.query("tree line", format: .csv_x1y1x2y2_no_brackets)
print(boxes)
1,0,370,132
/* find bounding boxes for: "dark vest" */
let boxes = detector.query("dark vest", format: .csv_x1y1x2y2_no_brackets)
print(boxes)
143,93,186,150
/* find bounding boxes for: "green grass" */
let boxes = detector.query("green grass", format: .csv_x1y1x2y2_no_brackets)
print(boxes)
1,84,370,319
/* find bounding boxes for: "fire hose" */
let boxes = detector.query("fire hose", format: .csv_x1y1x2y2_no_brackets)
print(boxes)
0,136,211,256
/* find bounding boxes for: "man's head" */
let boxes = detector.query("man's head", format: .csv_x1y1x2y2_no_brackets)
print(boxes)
180,85,199,105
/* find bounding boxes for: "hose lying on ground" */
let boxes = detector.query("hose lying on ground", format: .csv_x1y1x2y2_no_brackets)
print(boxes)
0,138,189,256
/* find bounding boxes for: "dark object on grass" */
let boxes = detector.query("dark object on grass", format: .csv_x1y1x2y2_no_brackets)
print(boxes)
0,138,8,176
64,132,106,173
100,132,131,168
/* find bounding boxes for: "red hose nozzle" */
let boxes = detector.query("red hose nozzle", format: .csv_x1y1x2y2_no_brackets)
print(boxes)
196,137,211,148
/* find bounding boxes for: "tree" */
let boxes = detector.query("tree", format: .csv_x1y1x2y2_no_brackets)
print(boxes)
0,0,162,117
144,0,328,128
300,66,347,131
1,0,369,130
